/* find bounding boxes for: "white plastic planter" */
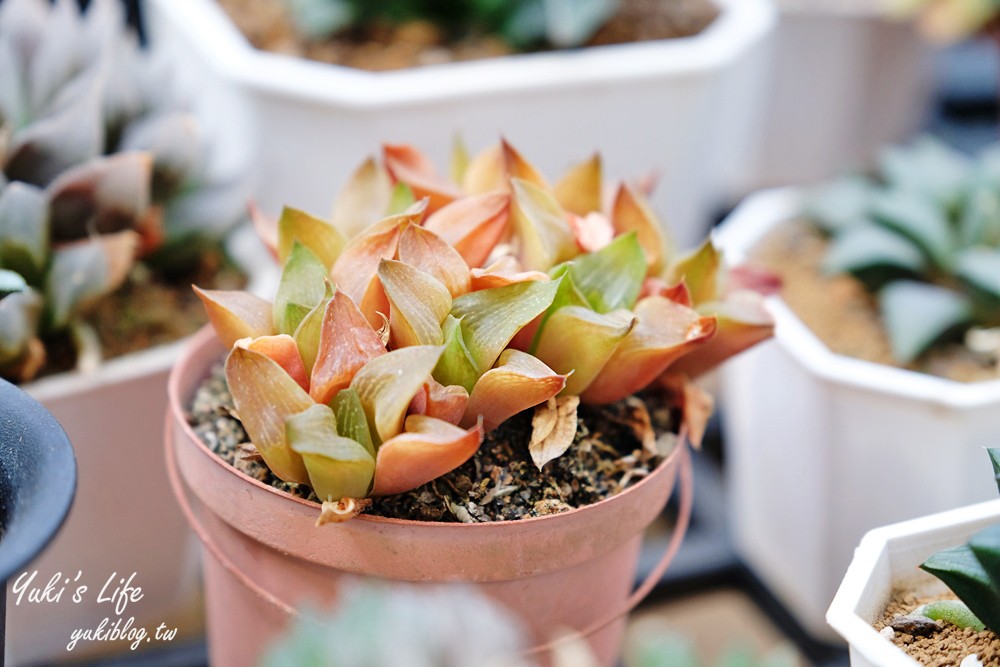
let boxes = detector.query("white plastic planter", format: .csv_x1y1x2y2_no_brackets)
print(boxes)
4,229,275,666
827,499,1000,666
143,0,775,251
747,1,935,190
715,189,1000,641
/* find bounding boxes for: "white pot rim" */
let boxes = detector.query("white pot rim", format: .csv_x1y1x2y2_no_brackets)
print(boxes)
826,498,1000,667
714,187,1000,409
147,0,775,108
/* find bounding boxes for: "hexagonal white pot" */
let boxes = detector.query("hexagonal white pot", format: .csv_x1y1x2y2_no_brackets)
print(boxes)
748,1,935,190
142,0,775,250
827,499,1000,666
714,188,1000,641
4,229,276,666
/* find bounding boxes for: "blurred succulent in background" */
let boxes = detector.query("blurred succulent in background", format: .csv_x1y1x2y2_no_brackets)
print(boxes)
805,136,1000,365
887,0,1000,43
285,0,619,49
200,141,774,523
0,0,249,382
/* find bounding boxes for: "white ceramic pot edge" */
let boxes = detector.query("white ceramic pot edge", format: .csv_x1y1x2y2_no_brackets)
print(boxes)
147,0,776,108
714,188,1000,410
826,499,1000,667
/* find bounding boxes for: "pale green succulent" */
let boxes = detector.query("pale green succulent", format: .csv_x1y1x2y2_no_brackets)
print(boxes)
806,136,1000,365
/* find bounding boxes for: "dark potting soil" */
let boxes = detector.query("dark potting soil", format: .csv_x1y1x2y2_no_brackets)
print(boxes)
217,0,719,72
875,589,1000,666
187,364,674,523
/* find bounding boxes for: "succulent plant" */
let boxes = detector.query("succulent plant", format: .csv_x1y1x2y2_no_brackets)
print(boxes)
0,0,249,381
916,448,1000,634
285,0,618,49
805,136,1000,365
199,141,774,523
888,0,1000,42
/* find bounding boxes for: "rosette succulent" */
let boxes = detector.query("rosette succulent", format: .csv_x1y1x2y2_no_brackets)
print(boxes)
199,141,774,524
806,137,1000,365
0,0,248,381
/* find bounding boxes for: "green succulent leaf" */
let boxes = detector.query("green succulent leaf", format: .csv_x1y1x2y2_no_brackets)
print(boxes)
277,206,346,270
287,403,375,502
0,269,27,297
989,448,1000,495
667,239,721,307
330,387,375,458
958,183,1000,247
804,176,873,234
541,0,617,47
386,182,416,215
0,282,42,366
913,600,985,632
921,527,1000,634
46,232,137,329
821,224,926,278
292,286,335,375
0,182,48,280
879,137,971,209
870,189,953,270
879,281,971,363
954,247,1000,302
273,241,328,335
433,315,480,393
566,231,646,313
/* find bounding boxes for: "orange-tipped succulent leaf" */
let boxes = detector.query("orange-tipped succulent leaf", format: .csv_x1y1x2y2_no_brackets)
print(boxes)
580,296,717,405
286,404,376,501
382,144,461,213
665,238,721,307
309,290,387,405
194,287,276,349
410,378,469,426
225,345,314,485
276,206,345,269
377,259,452,347
567,212,614,253
612,183,671,274
248,201,279,260
501,139,550,190
469,256,550,291
463,349,567,431
371,415,483,496
640,277,693,307
240,334,309,391
554,154,602,216
423,191,510,268
350,345,445,444
397,223,471,297
330,157,393,239
510,178,578,272
669,293,775,379
462,143,506,195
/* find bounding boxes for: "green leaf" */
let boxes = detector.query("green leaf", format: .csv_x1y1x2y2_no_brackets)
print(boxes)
955,248,1000,302
913,600,985,632
879,137,971,209
969,526,1000,598
667,239,721,307
533,306,636,395
0,182,48,281
386,182,415,215
287,404,375,501
273,241,328,335
0,269,27,297
959,184,1000,247
277,207,345,270
433,315,480,393
804,176,873,234
870,189,953,270
566,232,646,313
879,281,972,363
989,448,1000,495
921,528,1000,634
822,224,925,277
45,232,137,329
330,387,375,458
450,278,560,372
292,287,334,375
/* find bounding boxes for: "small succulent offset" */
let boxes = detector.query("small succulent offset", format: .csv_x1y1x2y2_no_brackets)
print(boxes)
914,448,1000,634
286,0,618,49
887,0,1000,42
806,137,1000,365
0,0,248,381
198,141,775,524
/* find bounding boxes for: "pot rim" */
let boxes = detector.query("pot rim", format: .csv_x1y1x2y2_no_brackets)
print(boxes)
168,325,687,531
145,0,775,108
714,187,1000,409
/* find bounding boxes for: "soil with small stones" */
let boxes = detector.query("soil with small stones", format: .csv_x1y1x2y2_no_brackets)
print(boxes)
37,249,245,379
752,220,1000,383
188,364,674,522
217,0,718,71
876,589,1000,666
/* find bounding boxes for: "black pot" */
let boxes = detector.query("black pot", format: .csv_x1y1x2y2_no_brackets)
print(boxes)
0,379,77,663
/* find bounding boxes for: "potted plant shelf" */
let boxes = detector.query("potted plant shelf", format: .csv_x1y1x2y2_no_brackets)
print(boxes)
141,0,775,250
716,178,1000,641
166,141,775,665
828,498,1000,667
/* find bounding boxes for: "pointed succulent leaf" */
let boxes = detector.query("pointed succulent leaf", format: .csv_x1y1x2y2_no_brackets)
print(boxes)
669,293,774,379
331,387,375,458
47,152,153,242
879,137,971,208
310,290,387,405
989,448,1000,495
566,232,646,313
410,378,469,426
450,134,470,184
641,276,693,306
955,248,1000,302
451,278,560,372
666,239,721,307
242,334,309,391
386,182,415,215
501,139,549,190
611,184,670,274
921,529,1000,634
970,528,1000,593
0,278,43,374
470,257,549,290
350,345,445,444
804,176,873,233
292,287,333,375
554,153,602,216
533,306,636,396
870,189,953,269
277,206,345,270
462,143,506,195
959,183,1000,247
225,345,313,484
397,223,470,297
879,281,972,363
581,297,717,405
273,241,327,335
0,181,48,280
118,112,201,198
822,223,926,277
371,415,483,496
330,156,392,239
510,178,577,271
382,144,460,213
378,259,452,347
287,404,376,502
464,349,566,431
46,230,137,329
913,600,985,632
433,315,481,393
194,287,275,348
423,191,510,268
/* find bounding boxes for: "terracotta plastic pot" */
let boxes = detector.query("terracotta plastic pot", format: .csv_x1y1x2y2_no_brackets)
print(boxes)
166,327,693,666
